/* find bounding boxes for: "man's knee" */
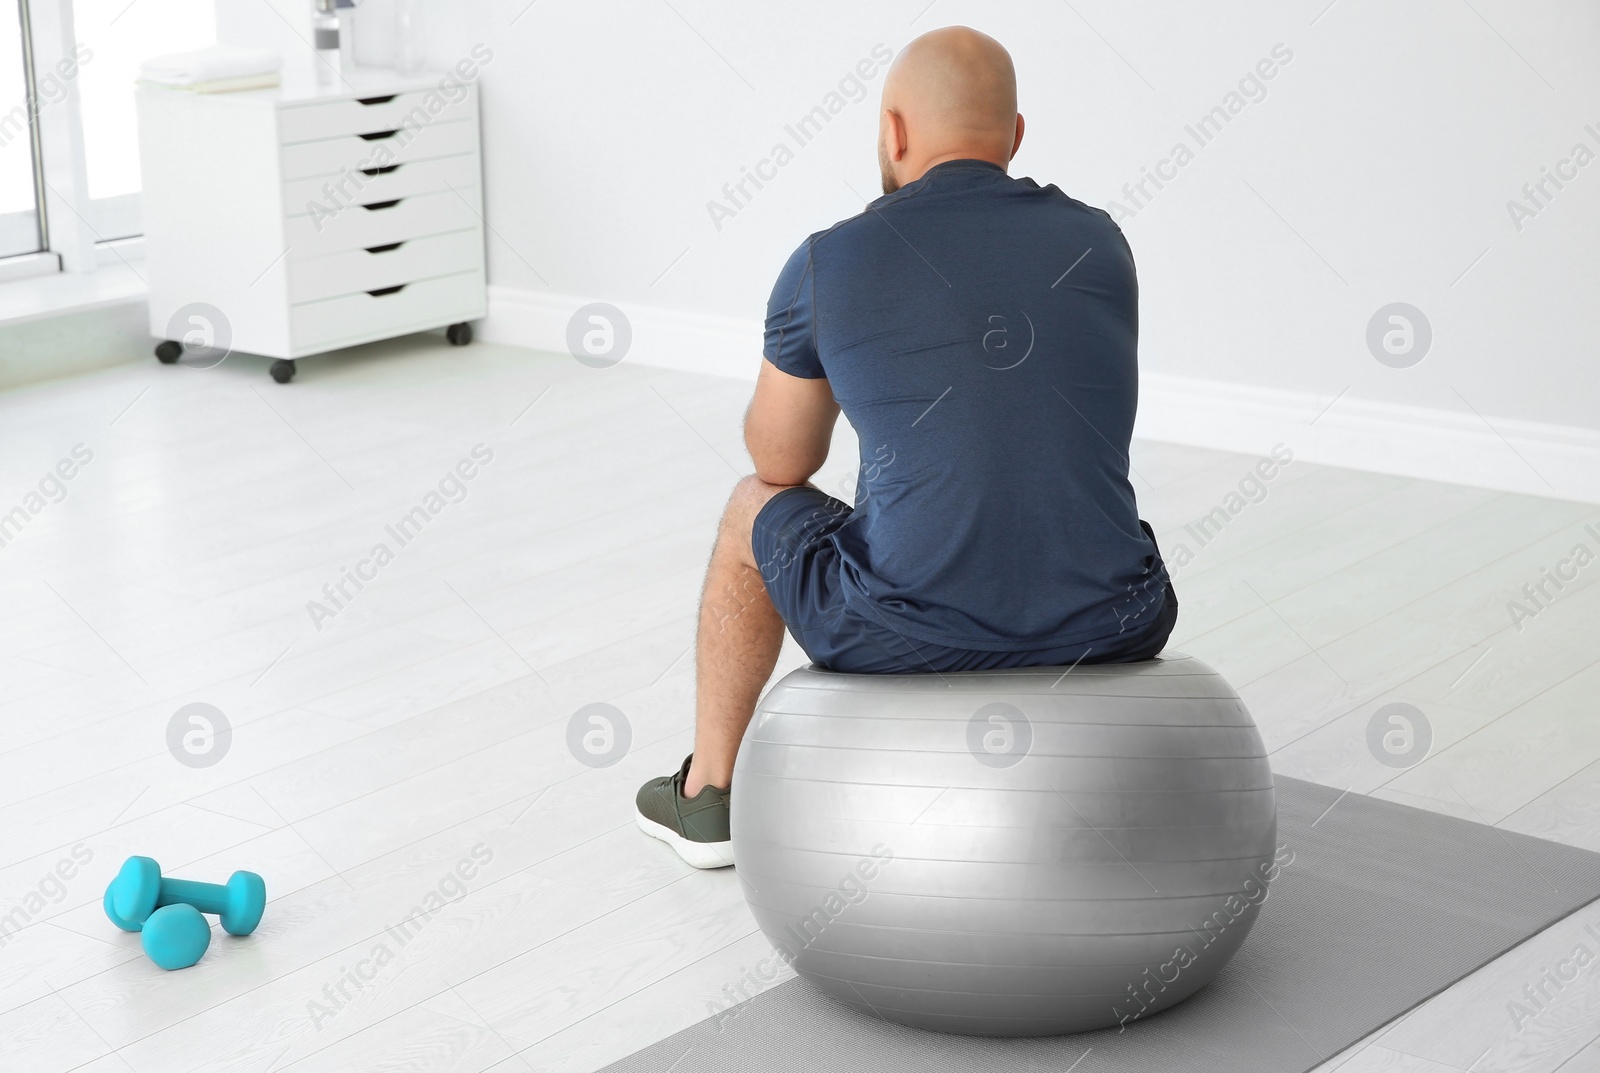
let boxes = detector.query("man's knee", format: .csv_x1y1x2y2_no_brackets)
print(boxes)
723,474,795,532
720,474,799,569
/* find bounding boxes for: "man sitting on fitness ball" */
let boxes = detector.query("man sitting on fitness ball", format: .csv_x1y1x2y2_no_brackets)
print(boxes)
635,25,1177,868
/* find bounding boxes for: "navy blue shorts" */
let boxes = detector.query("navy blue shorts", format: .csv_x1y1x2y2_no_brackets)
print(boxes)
750,486,1177,674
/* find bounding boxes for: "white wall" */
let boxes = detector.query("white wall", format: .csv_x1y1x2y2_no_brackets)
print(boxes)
217,0,1600,499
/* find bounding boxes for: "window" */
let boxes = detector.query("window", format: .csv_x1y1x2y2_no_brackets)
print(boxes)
71,0,215,240
1,0,217,272
1,1,44,259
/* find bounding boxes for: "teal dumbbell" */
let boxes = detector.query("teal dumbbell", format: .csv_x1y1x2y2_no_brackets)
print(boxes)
105,887,212,969
103,884,143,932
106,856,267,936
141,904,212,970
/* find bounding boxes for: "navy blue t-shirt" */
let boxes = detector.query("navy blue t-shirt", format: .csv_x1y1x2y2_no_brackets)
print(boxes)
762,158,1168,651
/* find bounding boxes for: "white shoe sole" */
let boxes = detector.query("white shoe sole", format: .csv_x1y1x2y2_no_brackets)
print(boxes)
635,809,736,869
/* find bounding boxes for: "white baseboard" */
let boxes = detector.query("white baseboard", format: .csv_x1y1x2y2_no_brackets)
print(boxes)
1134,373,1600,504
481,284,760,381
483,285,1600,504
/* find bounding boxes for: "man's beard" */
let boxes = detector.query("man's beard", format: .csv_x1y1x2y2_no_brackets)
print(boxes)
878,136,899,195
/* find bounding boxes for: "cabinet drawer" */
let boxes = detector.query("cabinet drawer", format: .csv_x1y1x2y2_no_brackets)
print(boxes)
284,153,478,216
288,229,483,303
292,269,484,350
279,88,476,144
285,188,482,256
280,119,477,180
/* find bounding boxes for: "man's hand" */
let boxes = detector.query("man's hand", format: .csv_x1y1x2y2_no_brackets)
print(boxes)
744,360,841,486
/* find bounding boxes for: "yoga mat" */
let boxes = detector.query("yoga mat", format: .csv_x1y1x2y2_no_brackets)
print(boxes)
603,775,1600,1073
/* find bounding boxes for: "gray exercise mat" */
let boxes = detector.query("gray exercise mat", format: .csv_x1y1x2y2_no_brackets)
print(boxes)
603,775,1600,1073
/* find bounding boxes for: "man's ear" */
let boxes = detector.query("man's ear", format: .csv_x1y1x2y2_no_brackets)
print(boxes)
884,109,908,161
1011,113,1025,161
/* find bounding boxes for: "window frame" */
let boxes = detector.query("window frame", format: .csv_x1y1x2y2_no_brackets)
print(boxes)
1,0,47,265
30,0,100,273
3,0,146,282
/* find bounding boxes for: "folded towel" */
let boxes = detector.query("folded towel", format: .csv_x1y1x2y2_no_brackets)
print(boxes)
137,72,283,94
139,45,282,86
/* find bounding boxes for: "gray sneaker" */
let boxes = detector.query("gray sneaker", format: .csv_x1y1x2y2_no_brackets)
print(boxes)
635,754,734,869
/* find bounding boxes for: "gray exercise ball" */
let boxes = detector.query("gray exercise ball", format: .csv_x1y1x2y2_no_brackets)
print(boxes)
731,653,1279,1037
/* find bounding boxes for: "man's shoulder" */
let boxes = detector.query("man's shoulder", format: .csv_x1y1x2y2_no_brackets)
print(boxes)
810,200,888,248
1015,176,1123,231
840,174,1122,231
774,206,881,275
788,173,1127,273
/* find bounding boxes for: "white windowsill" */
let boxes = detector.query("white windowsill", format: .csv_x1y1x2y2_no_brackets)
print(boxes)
96,235,145,268
0,253,148,328
0,252,62,284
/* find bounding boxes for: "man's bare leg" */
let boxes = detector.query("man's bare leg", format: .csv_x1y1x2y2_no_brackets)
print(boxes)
682,474,800,798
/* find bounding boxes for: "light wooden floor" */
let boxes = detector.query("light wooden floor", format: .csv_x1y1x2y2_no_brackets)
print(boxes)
1,338,1596,1073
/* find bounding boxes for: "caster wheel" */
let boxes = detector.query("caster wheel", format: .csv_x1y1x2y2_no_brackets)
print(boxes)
269,359,296,384
446,322,473,346
155,340,182,364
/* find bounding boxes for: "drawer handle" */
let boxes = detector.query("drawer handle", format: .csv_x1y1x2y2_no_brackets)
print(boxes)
360,164,400,177
365,242,404,254
359,129,400,141
356,94,397,105
367,285,407,297
361,199,402,211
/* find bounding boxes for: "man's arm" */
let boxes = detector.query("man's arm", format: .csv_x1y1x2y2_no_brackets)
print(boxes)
744,359,841,487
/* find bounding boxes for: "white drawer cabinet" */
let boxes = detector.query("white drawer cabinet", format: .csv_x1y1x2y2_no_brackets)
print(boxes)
136,69,487,382
279,119,479,180
288,230,483,303
283,188,482,254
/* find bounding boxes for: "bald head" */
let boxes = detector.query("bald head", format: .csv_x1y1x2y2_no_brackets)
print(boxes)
878,27,1023,194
